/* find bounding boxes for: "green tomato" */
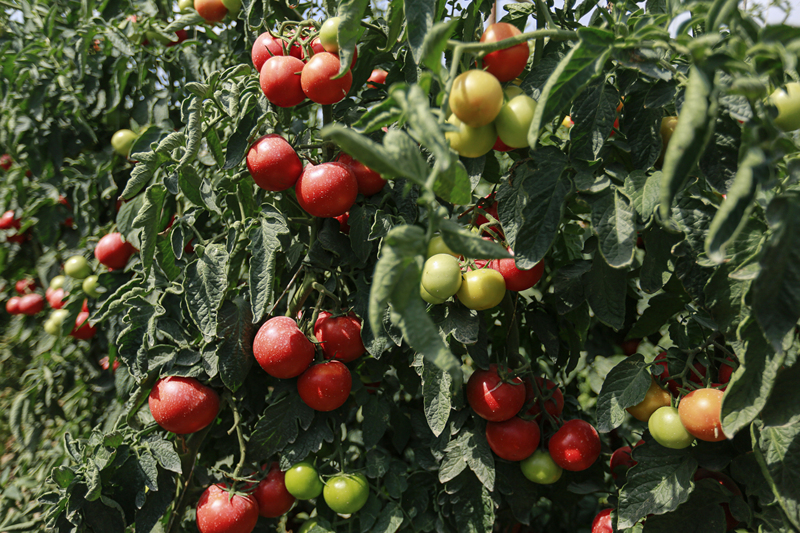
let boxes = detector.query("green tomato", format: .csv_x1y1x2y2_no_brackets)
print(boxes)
178,0,194,11
44,309,70,335
111,129,137,157
520,450,562,484
495,94,537,148
648,406,695,449
319,17,342,53
298,519,319,533
284,461,324,500
323,472,370,515
449,69,504,127
421,254,463,300
420,283,446,305
770,82,800,131
220,0,241,15
445,114,496,159
457,268,506,310
82,275,101,298
44,318,58,336
49,275,66,290
427,235,458,258
64,256,92,279
503,84,524,99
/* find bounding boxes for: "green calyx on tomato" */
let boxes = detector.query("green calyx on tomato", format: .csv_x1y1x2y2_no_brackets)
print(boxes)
64,256,92,279
770,82,800,131
421,253,462,300
648,406,695,449
319,17,342,53
445,114,496,159
520,450,563,484
323,472,370,515
495,93,537,149
457,268,506,310
284,461,324,500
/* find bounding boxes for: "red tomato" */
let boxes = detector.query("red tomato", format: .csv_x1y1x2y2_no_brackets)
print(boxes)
694,468,742,530
166,29,188,47
194,0,227,24
70,310,97,340
335,153,387,196
251,32,302,72
591,508,613,533
466,364,526,422
6,231,28,244
609,446,636,480
678,388,725,442
655,352,706,395
0,210,20,230
335,212,350,234
367,68,388,88
718,357,736,385
295,162,358,218
196,484,259,533
18,293,45,315
474,195,502,237
0,154,12,170
95,233,136,270
255,463,296,517
549,419,601,471
480,23,529,82
609,117,620,137
47,288,66,309
253,316,314,378
300,52,352,105
301,37,326,59
297,360,352,411
490,256,544,292
260,55,306,108
620,338,641,356
148,376,220,434
6,296,21,314
492,136,515,152
15,278,36,295
246,134,303,192
314,314,365,362
99,356,120,372
524,377,564,419
485,416,540,461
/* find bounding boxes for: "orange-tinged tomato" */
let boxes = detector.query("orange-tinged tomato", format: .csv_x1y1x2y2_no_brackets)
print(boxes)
449,70,504,127
457,268,506,310
626,377,672,422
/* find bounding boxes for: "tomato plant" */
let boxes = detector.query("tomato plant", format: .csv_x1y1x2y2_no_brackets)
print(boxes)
254,463,296,518
110,129,137,157
770,82,800,131
625,376,671,422
494,94,537,149
301,52,352,105
445,114,497,158
449,70,504,127
247,134,304,192
480,23,529,82
194,0,228,23
591,509,613,533
253,316,315,378
421,253,463,300
314,313,365,362
319,17,341,53
94,232,135,270
524,377,564,419
457,268,506,310
335,153,387,196
260,56,306,108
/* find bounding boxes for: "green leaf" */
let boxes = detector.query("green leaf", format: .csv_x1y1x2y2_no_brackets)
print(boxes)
184,244,230,342
216,297,254,392
143,435,181,474
584,252,628,330
224,107,257,170
617,440,697,528
131,184,167,276
624,170,661,222
659,65,718,219
569,81,619,161
369,502,404,533
497,147,572,269
753,418,800,531
420,20,458,74
121,152,164,199
336,0,368,77
705,147,768,263
641,481,728,533
416,357,452,437
439,219,511,259
390,84,454,174
627,291,687,339
404,0,435,64
117,296,165,380
249,394,315,459
363,395,392,448
588,189,637,268
179,96,203,169
595,355,653,432
247,211,290,322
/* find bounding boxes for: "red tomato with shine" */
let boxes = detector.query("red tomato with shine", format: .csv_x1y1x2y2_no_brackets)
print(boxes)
252,32,302,72
95,232,136,270
678,388,725,442
490,256,544,292
6,296,21,314
314,314,366,362
148,376,220,434
549,419,601,471
335,212,350,234
246,134,303,192
524,377,564,419
591,508,613,533
255,463,296,517
466,364,526,422
0,210,20,230
0,154,12,170
15,278,36,294
335,153,387,196
609,445,636,480
486,416,540,461
367,68,388,88
70,310,97,340
253,316,314,378
297,360,352,411
18,293,44,315
196,484,259,533
194,0,227,24
480,23,529,82
260,55,306,108
295,162,358,218
47,288,66,309
300,52,352,105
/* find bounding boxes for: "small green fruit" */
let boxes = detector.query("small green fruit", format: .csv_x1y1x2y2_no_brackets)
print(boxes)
64,256,92,279
111,129,137,157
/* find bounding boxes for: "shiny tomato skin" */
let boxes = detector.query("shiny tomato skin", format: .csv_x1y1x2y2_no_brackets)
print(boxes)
246,134,303,192
490,256,543,292
486,416,540,461
301,52,352,105
421,253,463,300
335,212,350,234
0,210,20,229
255,463,296,517
315,314,365,362
524,377,564,418
284,461,324,500
480,23,529,82
297,360,352,411
770,82,800,131
260,56,306,108
694,468,742,530
15,278,36,294
47,288,66,309
449,70,504,127
323,472,370,514
549,419,601,472
591,508,613,533
649,406,694,449
6,296,21,314
70,310,97,339
95,233,136,270
148,376,220,434
319,17,341,52
335,153,387,196
196,484,259,533
18,293,44,315
253,316,315,378
367,68,388,88
626,376,672,422
457,268,506,311
251,32,302,72
609,446,636,480
678,388,726,442
194,0,227,23
295,162,358,218
466,364,526,422
495,94,537,148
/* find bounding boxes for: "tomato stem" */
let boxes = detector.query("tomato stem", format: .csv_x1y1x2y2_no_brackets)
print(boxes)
225,393,248,480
